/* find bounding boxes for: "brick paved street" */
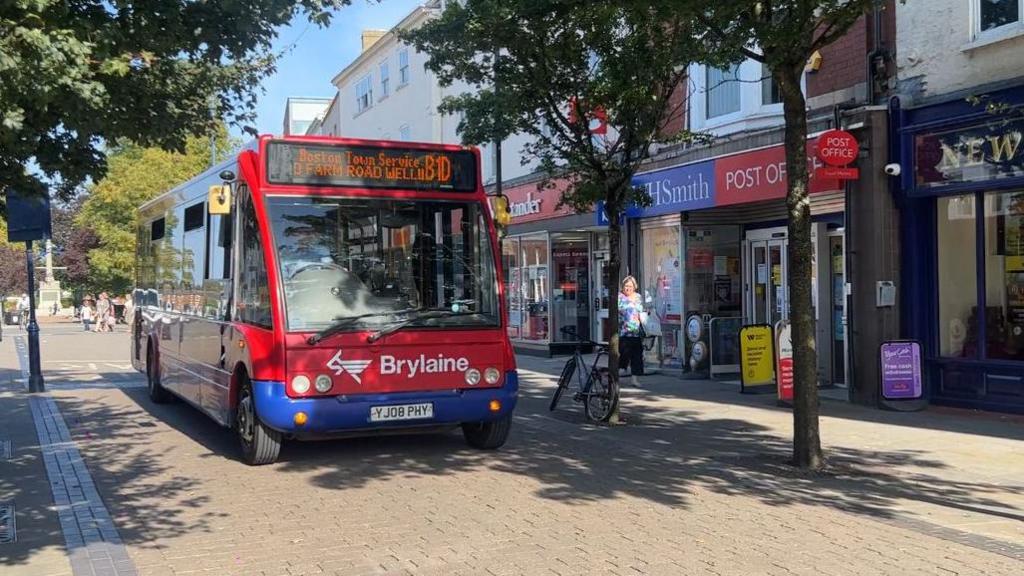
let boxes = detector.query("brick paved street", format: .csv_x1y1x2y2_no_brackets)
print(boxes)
2,325,1024,575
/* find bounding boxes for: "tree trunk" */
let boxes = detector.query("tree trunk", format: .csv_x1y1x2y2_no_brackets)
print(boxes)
606,199,623,424
778,66,824,470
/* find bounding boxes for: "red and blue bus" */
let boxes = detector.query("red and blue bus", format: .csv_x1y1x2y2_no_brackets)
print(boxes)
131,135,517,465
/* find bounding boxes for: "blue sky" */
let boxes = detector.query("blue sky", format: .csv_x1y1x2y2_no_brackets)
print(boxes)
246,0,423,136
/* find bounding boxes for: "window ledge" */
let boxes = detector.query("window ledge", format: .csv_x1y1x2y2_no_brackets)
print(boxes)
353,106,372,119
378,93,389,103
396,81,410,91
962,24,1024,52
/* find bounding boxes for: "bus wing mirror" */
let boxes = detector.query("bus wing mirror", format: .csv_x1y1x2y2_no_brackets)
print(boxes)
208,184,232,215
490,195,511,227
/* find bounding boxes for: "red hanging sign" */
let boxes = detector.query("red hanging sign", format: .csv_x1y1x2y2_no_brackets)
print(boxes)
814,129,859,180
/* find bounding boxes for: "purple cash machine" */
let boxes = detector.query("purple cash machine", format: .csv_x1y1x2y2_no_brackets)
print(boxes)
879,340,927,411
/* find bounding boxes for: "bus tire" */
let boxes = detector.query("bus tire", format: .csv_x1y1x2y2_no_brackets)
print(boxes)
146,345,172,404
462,415,511,450
236,379,281,466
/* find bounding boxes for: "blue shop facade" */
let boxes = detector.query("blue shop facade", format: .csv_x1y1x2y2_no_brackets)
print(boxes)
898,84,1024,413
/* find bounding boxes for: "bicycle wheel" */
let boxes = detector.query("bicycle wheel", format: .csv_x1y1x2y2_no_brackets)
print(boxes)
550,357,577,411
583,368,618,423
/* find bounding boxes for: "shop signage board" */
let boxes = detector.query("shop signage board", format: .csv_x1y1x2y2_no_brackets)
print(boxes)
880,341,923,400
624,139,842,221
502,179,577,224
813,129,859,181
775,321,794,403
739,324,775,392
914,117,1024,190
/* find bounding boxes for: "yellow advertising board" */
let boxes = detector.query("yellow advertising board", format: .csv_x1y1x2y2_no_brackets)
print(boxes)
739,324,775,392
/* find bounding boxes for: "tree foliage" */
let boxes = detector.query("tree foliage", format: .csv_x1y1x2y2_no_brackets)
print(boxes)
405,1,705,419
0,0,347,199
76,129,235,294
696,0,884,469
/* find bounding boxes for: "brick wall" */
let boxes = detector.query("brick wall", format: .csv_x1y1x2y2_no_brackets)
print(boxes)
659,75,688,138
807,17,868,98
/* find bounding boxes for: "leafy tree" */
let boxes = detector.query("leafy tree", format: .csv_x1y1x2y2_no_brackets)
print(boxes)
76,131,234,294
405,0,702,422
0,242,31,310
61,226,101,297
0,0,346,200
695,0,886,469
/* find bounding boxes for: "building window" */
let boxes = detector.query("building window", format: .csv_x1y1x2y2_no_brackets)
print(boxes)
706,65,741,119
978,0,1021,33
380,62,390,98
355,75,373,114
398,49,410,85
761,63,782,106
399,124,411,141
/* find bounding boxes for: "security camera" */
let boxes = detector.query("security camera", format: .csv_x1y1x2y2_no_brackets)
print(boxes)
884,163,902,176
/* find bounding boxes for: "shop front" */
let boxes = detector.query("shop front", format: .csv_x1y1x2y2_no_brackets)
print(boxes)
627,139,848,381
898,86,1024,412
500,178,608,355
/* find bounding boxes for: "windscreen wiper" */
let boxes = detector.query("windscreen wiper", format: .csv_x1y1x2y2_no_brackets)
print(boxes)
366,310,479,343
307,307,420,345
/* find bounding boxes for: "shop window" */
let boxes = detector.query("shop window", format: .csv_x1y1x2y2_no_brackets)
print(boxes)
503,238,521,339
983,191,1024,361
937,195,978,358
642,226,682,366
519,236,549,342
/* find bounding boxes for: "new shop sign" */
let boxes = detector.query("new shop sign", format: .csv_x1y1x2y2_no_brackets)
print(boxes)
915,118,1024,189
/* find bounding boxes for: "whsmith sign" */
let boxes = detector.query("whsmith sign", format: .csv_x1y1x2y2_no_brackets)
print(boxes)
914,118,1024,189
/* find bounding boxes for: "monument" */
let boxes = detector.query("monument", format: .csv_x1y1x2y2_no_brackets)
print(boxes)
36,239,62,315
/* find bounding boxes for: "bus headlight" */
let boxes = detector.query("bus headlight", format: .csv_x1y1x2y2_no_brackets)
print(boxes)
291,375,311,394
484,367,500,385
465,368,481,386
314,374,333,393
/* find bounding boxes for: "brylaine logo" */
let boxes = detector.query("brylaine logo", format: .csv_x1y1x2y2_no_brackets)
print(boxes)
326,351,372,384
380,354,470,378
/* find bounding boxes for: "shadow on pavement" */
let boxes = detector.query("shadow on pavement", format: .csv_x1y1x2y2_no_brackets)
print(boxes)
98,372,1023,535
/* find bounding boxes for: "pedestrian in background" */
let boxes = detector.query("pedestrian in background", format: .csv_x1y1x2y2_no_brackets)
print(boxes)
618,276,646,387
96,292,111,333
81,299,94,332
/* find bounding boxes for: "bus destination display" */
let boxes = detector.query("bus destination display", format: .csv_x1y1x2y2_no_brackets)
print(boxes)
266,141,476,191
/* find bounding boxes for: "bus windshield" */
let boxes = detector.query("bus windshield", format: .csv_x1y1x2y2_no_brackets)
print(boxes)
267,196,500,332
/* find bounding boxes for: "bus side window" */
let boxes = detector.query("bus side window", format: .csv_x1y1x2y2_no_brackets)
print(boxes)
236,190,272,329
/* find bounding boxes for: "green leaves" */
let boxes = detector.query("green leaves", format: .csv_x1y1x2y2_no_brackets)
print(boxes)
0,1,350,200
405,0,700,214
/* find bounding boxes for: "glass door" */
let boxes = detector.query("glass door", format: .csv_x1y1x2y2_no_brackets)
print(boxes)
768,239,788,324
829,233,846,385
751,242,769,324
747,237,788,326
551,235,591,343
592,250,611,342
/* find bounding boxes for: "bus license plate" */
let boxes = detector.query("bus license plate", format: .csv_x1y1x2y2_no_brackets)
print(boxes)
369,403,434,422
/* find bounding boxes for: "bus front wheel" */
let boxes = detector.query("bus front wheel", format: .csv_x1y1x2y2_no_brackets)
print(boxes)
236,380,281,466
462,415,511,449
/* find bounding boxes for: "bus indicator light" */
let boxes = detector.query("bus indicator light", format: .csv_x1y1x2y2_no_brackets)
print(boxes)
294,412,308,426
489,400,502,412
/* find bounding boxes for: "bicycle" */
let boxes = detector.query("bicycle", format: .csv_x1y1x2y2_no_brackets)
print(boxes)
548,340,619,423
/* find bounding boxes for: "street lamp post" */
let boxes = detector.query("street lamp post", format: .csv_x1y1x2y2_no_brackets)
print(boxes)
25,240,44,392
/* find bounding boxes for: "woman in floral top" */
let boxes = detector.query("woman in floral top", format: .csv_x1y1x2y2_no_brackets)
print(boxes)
618,276,645,386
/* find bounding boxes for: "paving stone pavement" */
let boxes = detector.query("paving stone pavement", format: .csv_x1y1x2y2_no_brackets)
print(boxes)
2,328,1023,575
